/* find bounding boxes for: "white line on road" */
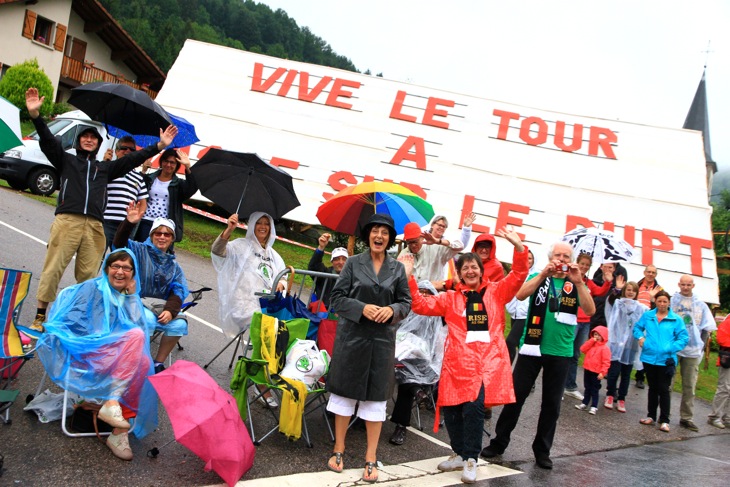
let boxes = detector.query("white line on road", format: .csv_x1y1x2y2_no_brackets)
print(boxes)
0,219,48,246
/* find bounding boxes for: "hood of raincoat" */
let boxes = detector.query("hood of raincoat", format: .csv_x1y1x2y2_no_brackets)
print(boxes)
134,238,189,302
592,325,609,342
472,233,497,261
36,248,157,438
246,211,277,249
418,279,438,295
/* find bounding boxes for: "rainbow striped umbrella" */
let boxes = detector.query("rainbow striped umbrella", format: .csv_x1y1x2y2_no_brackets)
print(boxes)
316,181,434,237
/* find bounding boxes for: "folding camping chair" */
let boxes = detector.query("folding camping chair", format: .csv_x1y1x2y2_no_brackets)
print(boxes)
230,311,333,448
0,267,34,425
149,287,211,366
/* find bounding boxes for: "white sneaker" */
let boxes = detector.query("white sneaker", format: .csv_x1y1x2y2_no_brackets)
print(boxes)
461,458,477,484
437,453,464,472
261,395,278,408
564,390,584,400
106,431,133,460
98,403,131,429
708,418,726,429
575,403,587,411
588,407,597,415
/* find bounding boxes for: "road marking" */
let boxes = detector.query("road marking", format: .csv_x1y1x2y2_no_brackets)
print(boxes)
186,311,222,333
0,219,48,246
209,457,521,486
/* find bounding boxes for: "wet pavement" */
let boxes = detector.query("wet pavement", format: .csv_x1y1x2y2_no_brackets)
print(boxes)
1,187,729,486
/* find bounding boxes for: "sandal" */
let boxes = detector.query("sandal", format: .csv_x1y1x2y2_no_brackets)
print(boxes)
639,418,655,425
326,452,344,473
659,423,670,432
362,461,379,483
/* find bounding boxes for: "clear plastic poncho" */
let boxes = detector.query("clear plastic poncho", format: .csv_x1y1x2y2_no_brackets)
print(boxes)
394,280,447,385
605,297,648,365
124,239,189,336
212,212,286,338
36,249,158,438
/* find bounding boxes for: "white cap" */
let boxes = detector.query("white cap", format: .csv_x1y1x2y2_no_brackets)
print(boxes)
331,247,349,260
150,217,176,235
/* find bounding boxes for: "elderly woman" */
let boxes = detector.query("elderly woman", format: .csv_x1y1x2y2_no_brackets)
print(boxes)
114,203,189,372
135,149,197,246
212,212,286,406
401,227,527,484
325,214,411,483
634,290,688,432
36,249,156,461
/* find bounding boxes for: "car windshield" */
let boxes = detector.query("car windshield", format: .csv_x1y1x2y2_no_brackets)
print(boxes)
26,119,73,140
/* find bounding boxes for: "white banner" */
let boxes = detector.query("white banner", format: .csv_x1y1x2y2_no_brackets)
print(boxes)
157,40,718,303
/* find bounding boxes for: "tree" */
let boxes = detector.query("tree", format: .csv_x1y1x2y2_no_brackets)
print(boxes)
0,59,54,119
712,190,730,308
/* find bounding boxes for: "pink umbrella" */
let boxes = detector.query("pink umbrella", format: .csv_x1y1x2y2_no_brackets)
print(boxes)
148,360,255,486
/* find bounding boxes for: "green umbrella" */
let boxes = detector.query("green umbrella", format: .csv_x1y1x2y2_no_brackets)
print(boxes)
0,95,22,153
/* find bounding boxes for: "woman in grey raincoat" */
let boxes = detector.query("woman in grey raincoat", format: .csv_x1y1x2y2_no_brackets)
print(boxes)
325,213,411,483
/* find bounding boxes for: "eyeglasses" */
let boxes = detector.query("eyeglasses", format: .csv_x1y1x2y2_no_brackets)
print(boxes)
433,223,447,229
406,240,421,245
116,146,135,152
161,159,177,165
109,264,133,272
152,231,174,238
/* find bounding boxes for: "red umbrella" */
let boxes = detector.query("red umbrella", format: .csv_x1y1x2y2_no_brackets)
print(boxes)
148,360,255,487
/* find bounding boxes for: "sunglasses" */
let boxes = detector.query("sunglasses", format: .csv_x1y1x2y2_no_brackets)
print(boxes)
152,231,174,238
161,159,177,165
116,146,135,152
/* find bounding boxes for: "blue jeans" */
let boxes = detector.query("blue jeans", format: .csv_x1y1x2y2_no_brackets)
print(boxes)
565,322,590,391
442,384,485,461
606,360,633,400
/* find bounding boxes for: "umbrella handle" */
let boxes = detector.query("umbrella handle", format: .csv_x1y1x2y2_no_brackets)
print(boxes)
286,266,296,295
234,167,254,216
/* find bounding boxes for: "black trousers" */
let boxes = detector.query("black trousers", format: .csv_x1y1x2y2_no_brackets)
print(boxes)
506,318,526,364
391,383,423,426
643,362,672,423
490,353,570,457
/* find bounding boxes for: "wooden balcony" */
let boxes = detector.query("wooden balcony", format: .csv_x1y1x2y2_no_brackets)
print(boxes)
60,55,159,98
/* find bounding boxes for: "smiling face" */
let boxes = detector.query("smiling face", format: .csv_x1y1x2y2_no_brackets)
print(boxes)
623,283,639,300
643,265,657,284
106,255,135,293
150,225,175,252
431,219,447,239
474,241,492,261
405,237,424,254
458,256,483,290
78,132,99,152
160,155,178,178
368,224,390,255
577,255,592,277
254,216,271,245
331,256,347,273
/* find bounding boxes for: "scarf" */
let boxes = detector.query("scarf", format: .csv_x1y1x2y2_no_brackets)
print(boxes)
464,289,489,343
521,277,579,356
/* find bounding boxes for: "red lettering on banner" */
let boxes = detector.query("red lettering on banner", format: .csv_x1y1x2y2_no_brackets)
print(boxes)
390,91,418,123
251,63,286,92
492,109,618,159
520,117,548,146
641,229,673,265
565,215,595,232
588,126,617,159
194,145,222,161
277,69,299,96
251,62,361,109
460,195,490,234
389,91,455,129
325,78,361,109
423,97,454,129
554,121,583,152
323,171,426,201
298,72,332,102
623,226,635,247
679,235,713,276
493,109,520,140
269,157,300,170
390,136,427,170
495,202,529,240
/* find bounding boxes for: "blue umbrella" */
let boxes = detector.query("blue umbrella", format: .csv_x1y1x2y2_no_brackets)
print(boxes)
108,112,199,148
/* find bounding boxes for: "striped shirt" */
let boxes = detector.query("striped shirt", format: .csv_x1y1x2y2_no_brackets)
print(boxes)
104,170,149,222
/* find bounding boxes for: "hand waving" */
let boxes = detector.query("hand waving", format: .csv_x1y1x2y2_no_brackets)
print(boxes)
159,125,178,148
25,87,44,119
126,201,143,224
496,226,524,252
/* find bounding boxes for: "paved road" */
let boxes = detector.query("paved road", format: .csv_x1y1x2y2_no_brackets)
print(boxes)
1,186,728,486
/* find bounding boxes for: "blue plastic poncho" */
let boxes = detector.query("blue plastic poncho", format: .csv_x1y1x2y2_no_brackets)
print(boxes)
605,297,648,364
122,238,189,336
394,281,447,385
36,249,158,438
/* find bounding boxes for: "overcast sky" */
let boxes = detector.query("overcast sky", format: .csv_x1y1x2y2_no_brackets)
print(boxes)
257,0,730,171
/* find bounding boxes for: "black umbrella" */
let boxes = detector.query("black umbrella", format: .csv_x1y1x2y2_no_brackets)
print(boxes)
191,148,300,220
67,82,171,136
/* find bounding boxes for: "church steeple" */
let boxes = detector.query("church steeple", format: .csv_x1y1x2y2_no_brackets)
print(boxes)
684,69,716,199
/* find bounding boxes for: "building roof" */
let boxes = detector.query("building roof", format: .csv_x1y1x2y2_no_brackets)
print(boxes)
72,0,165,91
683,70,717,173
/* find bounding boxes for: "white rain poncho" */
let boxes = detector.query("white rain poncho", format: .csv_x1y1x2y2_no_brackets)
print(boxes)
36,249,157,438
123,238,189,336
670,292,717,359
212,211,286,338
605,297,648,364
394,280,447,385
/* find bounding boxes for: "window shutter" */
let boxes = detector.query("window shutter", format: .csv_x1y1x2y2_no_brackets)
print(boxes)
54,24,67,51
22,9,37,40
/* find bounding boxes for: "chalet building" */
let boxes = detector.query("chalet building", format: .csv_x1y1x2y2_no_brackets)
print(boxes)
0,0,165,101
